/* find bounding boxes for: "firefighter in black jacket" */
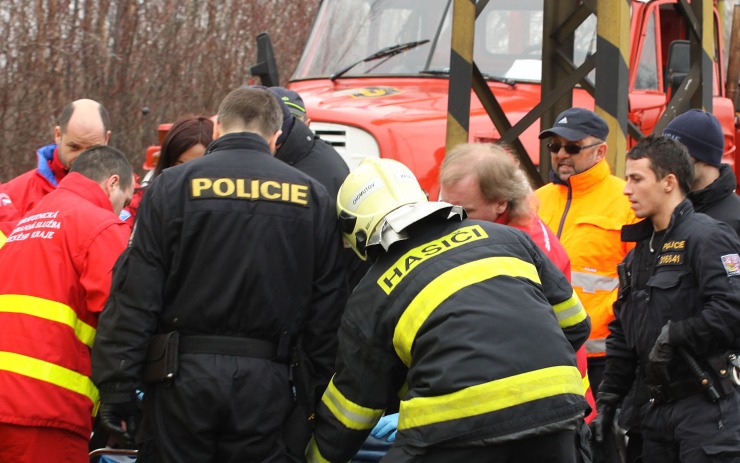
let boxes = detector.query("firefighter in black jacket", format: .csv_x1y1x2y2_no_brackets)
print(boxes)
592,136,740,463
307,157,591,462
91,87,348,462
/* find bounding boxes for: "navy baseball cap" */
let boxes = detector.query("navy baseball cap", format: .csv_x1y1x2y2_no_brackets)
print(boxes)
269,87,306,119
539,108,609,141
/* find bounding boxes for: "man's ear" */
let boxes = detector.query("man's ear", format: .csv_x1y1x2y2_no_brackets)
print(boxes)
664,173,678,193
595,142,607,161
494,198,508,215
104,174,120,195
214,121,223,139
104,130,111,145
54,126,62,144
268,130,282,155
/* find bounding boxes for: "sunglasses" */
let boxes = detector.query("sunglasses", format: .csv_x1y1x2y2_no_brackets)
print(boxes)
547,141,602,155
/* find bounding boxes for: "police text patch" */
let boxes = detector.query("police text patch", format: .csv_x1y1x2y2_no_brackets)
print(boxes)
662,240,686,252
190,178,309,207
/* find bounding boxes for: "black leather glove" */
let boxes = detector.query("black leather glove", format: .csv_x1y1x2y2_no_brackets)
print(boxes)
648,322,673,364
589,392,620,444
646,322,673,385
99,400,138,448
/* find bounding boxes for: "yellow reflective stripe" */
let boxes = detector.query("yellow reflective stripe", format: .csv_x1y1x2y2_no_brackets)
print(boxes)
321,378,384,430
0,294,96,348
0,231,6,248
0,351,99,414
305,437,331,463
398,365,583,429
552,291,587,328
393,257,540,366
582,371,590,394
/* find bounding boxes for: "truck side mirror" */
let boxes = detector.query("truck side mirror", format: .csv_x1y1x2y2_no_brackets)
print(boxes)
665,40,689,98
249,32,280,87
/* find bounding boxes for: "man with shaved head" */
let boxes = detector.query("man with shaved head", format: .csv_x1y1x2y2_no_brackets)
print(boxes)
0,99,110,224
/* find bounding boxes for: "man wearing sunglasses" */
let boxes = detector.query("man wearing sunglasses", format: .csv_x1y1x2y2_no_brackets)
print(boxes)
535,108,637,441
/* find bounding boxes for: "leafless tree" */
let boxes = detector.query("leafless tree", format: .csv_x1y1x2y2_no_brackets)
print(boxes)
0,0,320,179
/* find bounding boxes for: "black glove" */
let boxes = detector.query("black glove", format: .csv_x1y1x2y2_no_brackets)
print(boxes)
646,322,673,385
648,322,673,364
99,400,138,448
589,392,620,444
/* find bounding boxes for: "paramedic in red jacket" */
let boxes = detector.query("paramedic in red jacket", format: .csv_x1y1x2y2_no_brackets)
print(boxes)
0,99,111,223
439,143,596,423
0,145,133,463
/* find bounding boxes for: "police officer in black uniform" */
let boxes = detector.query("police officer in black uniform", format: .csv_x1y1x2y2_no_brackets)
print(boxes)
592,135,740,462
91,87,348,462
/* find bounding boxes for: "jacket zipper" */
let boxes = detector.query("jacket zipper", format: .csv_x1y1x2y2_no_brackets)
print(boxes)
556,184,572,238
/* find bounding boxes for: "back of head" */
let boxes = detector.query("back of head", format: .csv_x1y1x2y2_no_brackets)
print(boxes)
265,87,296,146
441,143,533,221
70,145,134,190
217,87,283,140
154,116,214,178
626,135,693,195
663,109,724,168
337,157,428,260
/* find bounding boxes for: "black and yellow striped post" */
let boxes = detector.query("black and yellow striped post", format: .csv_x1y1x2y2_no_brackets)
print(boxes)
653,0,714,132
595,0,630,177
691,0,714,111
538,1,581,182
445,0,476,151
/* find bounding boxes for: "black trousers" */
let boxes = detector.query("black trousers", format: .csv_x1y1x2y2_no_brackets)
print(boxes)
136,354,293,463
381,429,579,463
641,391,740,462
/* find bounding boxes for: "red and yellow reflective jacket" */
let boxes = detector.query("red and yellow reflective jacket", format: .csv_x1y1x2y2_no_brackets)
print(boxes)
0,173,129,438
536,159,636,358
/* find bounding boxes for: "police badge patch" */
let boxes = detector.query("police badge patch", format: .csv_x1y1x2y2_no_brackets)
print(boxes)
721,254,740,277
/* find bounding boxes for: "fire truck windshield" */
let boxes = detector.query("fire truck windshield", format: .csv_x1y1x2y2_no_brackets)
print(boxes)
292,0,595,83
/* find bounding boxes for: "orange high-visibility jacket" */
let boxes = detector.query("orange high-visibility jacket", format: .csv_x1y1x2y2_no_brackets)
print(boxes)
536,159,636,358
0,173,129,438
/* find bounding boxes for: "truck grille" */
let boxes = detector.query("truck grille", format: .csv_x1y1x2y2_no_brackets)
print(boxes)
313,127,347,152
309,122,380,170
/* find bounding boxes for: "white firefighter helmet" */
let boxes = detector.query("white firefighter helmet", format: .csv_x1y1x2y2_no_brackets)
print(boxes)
337,157,427,260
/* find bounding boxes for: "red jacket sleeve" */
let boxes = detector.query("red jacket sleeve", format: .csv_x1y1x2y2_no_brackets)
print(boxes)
81,222,130,313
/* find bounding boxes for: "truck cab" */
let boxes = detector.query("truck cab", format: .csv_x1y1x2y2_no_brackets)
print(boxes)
287,0,736,199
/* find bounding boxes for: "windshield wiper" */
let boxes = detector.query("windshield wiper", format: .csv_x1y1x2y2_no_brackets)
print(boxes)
419,69,516,87
330,40,430,81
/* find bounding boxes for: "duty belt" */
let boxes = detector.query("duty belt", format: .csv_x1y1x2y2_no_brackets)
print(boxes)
648,379,704,404
179,335,282,362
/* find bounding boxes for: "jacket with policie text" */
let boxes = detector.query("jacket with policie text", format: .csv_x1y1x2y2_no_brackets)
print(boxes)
92,133,348,443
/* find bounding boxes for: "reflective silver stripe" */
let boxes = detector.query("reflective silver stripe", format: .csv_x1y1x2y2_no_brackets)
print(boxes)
586,339,606,355
571,272,618,294
554,295,587,328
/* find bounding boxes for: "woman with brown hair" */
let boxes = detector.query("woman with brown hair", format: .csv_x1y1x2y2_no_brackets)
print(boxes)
125,116,213,225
